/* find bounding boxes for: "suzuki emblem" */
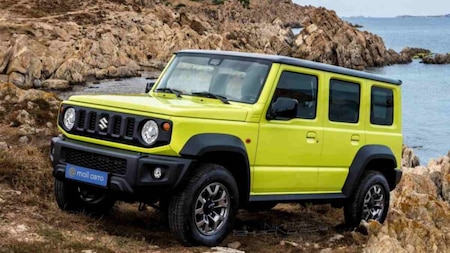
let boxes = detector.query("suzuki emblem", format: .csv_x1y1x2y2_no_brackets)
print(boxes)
99,117,108,130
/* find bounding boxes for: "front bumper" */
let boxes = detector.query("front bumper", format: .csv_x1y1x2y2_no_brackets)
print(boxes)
50,135,194,194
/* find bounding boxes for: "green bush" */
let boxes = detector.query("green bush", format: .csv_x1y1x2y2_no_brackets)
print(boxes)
239,0,250,8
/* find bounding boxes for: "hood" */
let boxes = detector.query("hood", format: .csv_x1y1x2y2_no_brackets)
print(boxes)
68,94,249,121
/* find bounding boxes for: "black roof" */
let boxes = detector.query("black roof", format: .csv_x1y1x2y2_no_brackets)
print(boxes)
176,50,402,85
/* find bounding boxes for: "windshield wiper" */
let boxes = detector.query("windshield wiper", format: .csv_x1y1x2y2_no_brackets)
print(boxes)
155,87,182,98
191,92,230,104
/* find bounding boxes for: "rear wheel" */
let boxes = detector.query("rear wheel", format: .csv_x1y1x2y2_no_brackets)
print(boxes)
168,163,239,246
344,171,390,227
54,178,116,216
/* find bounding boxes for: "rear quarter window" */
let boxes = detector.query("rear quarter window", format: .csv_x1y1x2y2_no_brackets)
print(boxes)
371,86,394,126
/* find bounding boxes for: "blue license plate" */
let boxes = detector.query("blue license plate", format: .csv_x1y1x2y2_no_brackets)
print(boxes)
65,164,109,187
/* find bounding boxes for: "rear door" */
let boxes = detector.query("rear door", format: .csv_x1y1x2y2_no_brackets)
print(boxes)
317,74,367,193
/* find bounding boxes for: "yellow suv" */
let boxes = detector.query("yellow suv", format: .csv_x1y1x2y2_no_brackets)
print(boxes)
50,50,402,246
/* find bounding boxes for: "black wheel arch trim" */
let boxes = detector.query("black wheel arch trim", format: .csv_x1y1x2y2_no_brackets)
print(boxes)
342,144,399,197
180,133,251,205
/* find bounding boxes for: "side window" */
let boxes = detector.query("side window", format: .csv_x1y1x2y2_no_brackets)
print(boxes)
329,79,360,123
272,71,318,119
371,86,394,125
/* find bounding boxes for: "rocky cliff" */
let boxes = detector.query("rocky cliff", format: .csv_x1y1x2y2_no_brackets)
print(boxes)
364,150,450,252
0,0,411,89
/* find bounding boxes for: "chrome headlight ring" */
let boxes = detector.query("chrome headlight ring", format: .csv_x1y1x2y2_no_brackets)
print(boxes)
141,120,159,145
63,107,76,131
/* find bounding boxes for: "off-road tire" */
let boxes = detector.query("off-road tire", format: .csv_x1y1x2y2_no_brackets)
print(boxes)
54,178,116,216
344,170,390,227
168,163,239,246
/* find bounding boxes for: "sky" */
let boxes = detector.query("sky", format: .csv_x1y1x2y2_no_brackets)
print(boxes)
293,0,449,17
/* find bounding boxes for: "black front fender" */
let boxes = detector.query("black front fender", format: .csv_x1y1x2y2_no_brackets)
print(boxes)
180,133,248,158
180,133,250,205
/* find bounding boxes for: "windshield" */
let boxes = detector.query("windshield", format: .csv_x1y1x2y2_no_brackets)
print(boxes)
156,54,271,104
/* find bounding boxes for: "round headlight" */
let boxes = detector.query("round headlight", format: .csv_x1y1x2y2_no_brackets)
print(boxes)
141,120,159,145
63,107,76,131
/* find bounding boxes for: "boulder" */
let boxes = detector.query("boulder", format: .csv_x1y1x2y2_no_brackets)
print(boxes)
8,72,26,88
0,142,9,150
54,58,86,84
421,53,450,64
364,152,450,252
0,46,12,73
402,145,420,168
6,36,43,88
400,47,432,59
0,74,8,84
41,79,70,90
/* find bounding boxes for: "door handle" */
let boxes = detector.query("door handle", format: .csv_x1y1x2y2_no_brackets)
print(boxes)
351,134,360,145
306,131,316,138
306,131,318,143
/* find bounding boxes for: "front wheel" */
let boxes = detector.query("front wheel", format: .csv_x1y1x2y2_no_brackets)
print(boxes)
344,171,390,227
54,178,116,216
168,163,239,246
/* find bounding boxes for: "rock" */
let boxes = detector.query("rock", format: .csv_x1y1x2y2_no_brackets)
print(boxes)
54,58,86,84
15,110,35,126
328,233,344,242
292,7,411,69
17,125,36,135
319,249,333,253
6,36,43,88
0,0,413,91
18,136,29,143
364,154,450,252
0,141,9,150
95,69,109,79
400,47,432,59
421,53,450,64
41,56,60,79
205,247,245,253
42,79,70,90
0,46,12,73
402,145,420,168
280,240,299,247
0,83,60,127
0,74,8,84
227,241,241,249
8,72,26,88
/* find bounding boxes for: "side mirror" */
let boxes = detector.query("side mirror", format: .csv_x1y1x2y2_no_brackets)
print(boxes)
267,97,298,120
145,80,156,93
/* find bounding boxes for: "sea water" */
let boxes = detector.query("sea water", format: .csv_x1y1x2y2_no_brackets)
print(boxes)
345,17,450,163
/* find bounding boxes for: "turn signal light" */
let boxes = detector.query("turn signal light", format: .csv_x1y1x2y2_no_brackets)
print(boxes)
162,122,171,131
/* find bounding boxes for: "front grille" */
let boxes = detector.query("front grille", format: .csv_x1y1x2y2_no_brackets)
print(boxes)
73,108,138,145
63,148,127,175
59,105,172,147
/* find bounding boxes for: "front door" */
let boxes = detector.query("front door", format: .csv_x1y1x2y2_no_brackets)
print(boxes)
252,65,324,195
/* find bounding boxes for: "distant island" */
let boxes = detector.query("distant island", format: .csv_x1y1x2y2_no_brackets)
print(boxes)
342,14,450,18
397,14,450,18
